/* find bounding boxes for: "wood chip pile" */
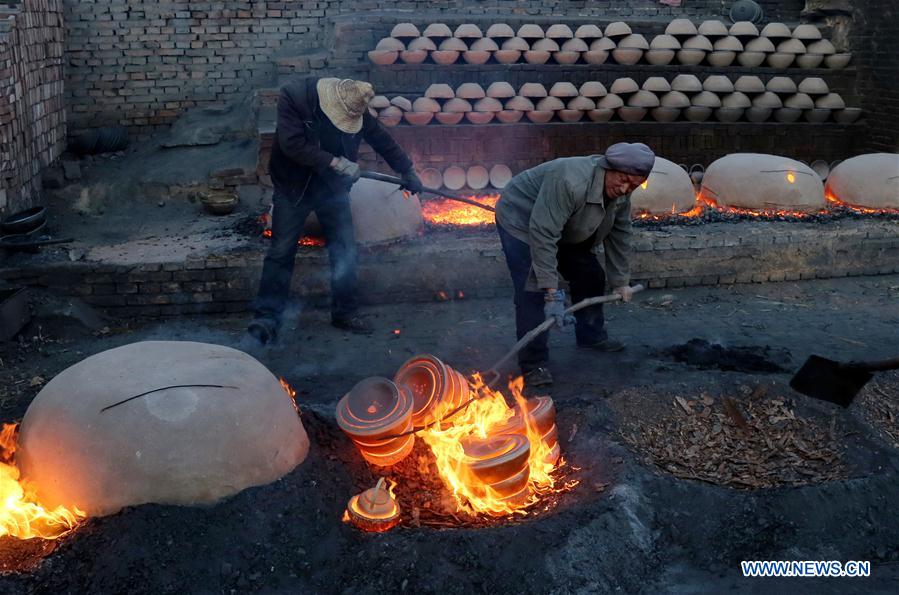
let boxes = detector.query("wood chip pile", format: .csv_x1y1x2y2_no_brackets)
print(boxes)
858,374,899,448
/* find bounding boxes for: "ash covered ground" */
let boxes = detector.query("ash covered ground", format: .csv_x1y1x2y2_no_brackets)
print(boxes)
0,276,897,593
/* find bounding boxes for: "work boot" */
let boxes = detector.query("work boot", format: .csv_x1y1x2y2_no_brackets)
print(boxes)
523,366,554,388
331,315,373,335
247,318,277,346
578,337,626,352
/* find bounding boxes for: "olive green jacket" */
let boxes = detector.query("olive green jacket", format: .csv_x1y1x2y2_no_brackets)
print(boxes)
495,155,633,291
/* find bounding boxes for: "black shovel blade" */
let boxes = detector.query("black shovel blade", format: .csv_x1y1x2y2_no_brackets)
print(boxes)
789,355,873,407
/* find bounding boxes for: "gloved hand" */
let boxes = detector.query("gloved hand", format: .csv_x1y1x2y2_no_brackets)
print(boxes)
330,156,361,183
400,169,424,195
613,285,636,303
544,289,575,329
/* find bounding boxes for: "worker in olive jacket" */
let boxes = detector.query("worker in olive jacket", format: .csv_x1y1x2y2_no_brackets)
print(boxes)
248,77,423,345
495,142,655,388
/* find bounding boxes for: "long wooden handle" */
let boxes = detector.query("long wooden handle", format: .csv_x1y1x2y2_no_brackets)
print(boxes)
359,170,496,212
485,284,646,387
844,357,899,372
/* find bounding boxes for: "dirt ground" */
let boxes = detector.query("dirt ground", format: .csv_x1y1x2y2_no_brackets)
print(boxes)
0,275,897,593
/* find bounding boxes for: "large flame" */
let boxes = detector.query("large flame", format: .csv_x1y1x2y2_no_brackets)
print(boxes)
419,375,568,516
0,424,84,540
422,194,499,226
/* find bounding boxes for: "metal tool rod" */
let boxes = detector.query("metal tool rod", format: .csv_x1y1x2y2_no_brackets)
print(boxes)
359,170,496,212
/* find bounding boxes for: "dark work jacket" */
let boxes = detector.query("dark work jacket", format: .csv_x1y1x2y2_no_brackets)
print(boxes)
269,76,414,201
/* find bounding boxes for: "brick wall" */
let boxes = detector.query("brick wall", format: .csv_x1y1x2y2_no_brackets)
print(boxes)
62,0,806,136
0,0,66,216
852,0,899,151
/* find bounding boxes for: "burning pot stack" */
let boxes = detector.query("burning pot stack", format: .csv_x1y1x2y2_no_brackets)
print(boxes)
336,355,563,527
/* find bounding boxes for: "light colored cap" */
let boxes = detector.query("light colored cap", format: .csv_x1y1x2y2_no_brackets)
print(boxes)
317,78,374,134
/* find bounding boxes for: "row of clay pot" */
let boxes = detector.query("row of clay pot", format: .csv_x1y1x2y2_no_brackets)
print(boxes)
418,164,514,191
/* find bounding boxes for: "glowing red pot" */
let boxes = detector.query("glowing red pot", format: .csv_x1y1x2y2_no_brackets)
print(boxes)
394,354,470,428
336,377,414,466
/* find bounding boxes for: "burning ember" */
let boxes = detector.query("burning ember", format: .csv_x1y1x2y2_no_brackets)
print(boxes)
422,194,499,227
258,211,326,247
0,424,84,540
826,190,899,215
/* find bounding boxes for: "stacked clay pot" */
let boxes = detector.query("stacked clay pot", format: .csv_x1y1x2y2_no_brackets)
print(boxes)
494,396,560,466
460,433,532,506
394,354,470,428
336,377,415,467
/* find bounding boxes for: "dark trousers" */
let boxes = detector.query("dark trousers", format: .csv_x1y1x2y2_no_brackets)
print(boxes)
497,222,607,372
253,190,357,325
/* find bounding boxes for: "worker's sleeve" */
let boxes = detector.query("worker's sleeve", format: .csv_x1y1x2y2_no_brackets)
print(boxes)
527,171,578,290
361,113,414,174
603,196,633,288
276,87,334,175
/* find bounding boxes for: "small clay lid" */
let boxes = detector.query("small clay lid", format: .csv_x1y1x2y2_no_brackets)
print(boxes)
549,81,579,98
591,37,617,51
391,23,420,38
721,91,751,108
443,166,467,190
486,23,515,38
713,36,743,51
407,37,437,51
412,97,441,113
761,22,793,38
691,91,722,108
650,34,681,50
605,21,632,37
575,24,603,39
489,164,513,189
370,95,391,109
703,75,734,94
698,20,729,37
766,76,798,94
502,37,529,51
784,93,814,109
567,96,596,110
454,24,483,38
597,94,624,109
797,77,829,95
815,93,845,109
617,33,649,50
376,37,405,51
439,38,468,51
777,38,807,54
486,81,516,98
561,38,588,52
752,92,783,108
470,38,499,51
671,74,703,93
729,21,760,37
792,24,822,40
807,39,836,55
734,75,766,94
642,77,671,93
442,98,473,113
666,19,697,37
420,168,442,189
579,81,608,98
423,23,452,38
745,36,776,52
546,24,574,39
531,38,560,52
627,90,660,108
517,24,545,38
519,82,548,98
505,95,535,111
535,96,565,111
425,83,455,99
660,90,691,108
390,96,413,111
474,97,503,113
682,35,713,51
456,83,486,99
610,77,639,95
466,166,490,189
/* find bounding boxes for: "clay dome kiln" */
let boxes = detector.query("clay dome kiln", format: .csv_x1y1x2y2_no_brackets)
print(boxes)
701,154,826,213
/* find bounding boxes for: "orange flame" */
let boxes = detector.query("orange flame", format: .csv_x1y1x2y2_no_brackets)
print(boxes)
826,190,899,215
422,194,499,226
279,378,300,414
0,424,85,540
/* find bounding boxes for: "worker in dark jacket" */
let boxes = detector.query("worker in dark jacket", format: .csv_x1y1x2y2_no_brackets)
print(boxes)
495,142,655,389
248,77,422,344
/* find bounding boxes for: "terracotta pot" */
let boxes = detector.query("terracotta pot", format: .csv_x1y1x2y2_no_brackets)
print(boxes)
729,21,760,37
474,97,503,112
703,75,734,94
575,24,603,39
517,24,545,39
804,108,831,123
715,107,745,122
706,50,735,67
443,97,473,112
651,107,681,122
368,50,398,65
489,164,513,188
519,83,548,98
761,22,792,39
617,107,647,122
583,50,610,64
557,109,584,123
745,107,772,122
523,50,551,64
774,107,803,123
506,96,535,111
526,110,554,123
671,74,703,94
737,51,766,67
567,96,596,110
753,92,783,108
784,93,814,109
546,24,574,39
346,478,401,532
698,19,729,37
766,53,795,68
435,112,465,125
463,50,491,65
466,165,490,189
684,106,713,122
793,24,822,41
425,83,455,99
496,109,524,123
391,23,420,38
536,96,564,111
833,107,862,124
531,38,560,52
666,18,697,37
549,81,578,98
587,108,615,122
439,37,468,51
745,36,775,52
454,23,483,39
487,23,515,38
423,23,452,38
400,49,428,64
645,49,675,65
610,77,639,95
420,167,443,188
553,51,580,64
798,77,829,95
390,96,413,111
486,465,531,499
502,36,530,51
412,97,441,113
394,354,470,427
692,91,722,108
493,49,521,64
336,377,415,466
376,37,405,52
597,94,624,109
796,53,824,69
200,189,238,215
612,47,643,65
371,95,391,109
486,81,516,99
660,91,690,108
579,81,607,98
677,48,706,65
378,106,403,127
605,21,631,38
403,111,433,126
461,433,530,485
408,37,437,52
465,111,495,125
561,38,588,52
825,53,851,69
734,75,766,94
456,82,486,99
431,50,460,65
628,90,660,108
807,39,836,55
766,76,797,94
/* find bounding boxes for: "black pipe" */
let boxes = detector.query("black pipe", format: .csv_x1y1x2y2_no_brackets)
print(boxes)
359,171,496,213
